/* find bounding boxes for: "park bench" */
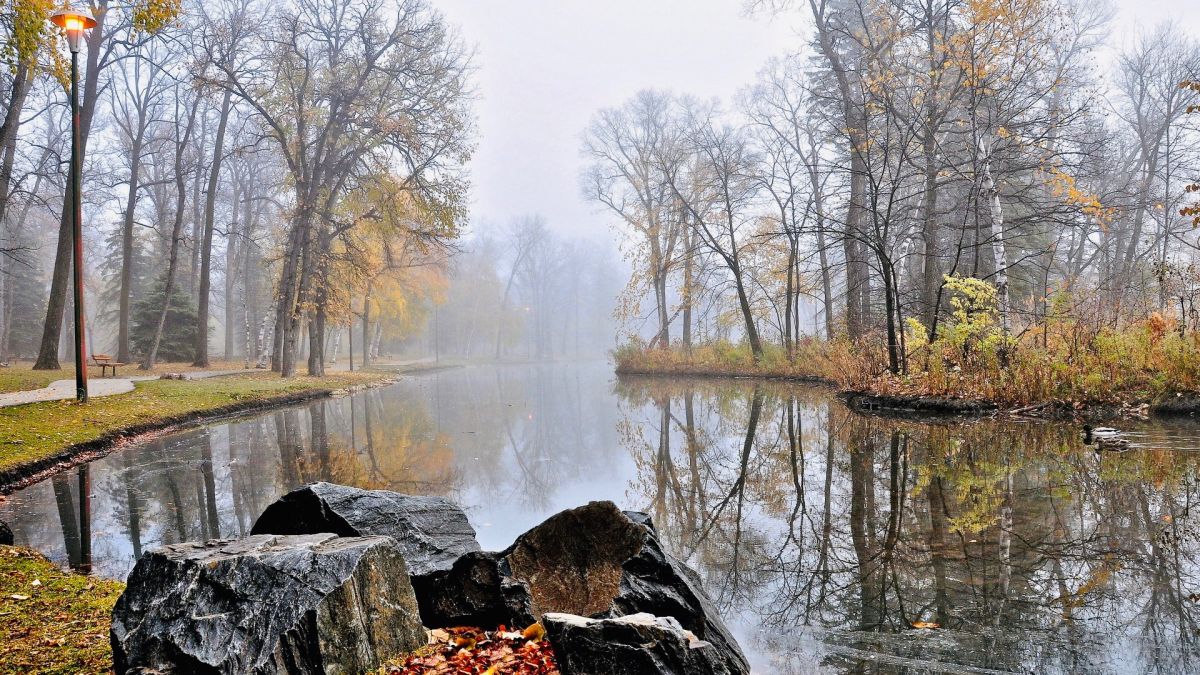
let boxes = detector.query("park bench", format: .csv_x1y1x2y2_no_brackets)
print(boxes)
91,353,125,377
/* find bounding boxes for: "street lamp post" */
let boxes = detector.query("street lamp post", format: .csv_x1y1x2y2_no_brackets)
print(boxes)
50,6,97,402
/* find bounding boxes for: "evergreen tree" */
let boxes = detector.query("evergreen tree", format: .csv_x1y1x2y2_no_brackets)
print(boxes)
131,274,197,362
4,253,48,358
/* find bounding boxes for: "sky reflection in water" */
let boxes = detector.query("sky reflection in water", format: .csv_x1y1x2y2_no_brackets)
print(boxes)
3,362,1198,674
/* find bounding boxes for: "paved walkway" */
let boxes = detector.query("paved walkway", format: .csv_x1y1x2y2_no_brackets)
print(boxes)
0,369,247,409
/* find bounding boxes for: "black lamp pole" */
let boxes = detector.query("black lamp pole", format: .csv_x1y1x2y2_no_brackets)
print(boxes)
51,7,95,402
69,41,88,402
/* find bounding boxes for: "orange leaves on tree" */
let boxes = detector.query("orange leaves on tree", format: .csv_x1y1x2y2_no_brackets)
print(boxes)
1045,167,1115,230
1183,82,1200,227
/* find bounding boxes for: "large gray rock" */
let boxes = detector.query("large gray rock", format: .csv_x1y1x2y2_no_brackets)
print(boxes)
111,534,426,675
610,510,749,675
545,612,738,675
410,551,535,629
416,501,748,674
250,482,480,578
508,502,747,674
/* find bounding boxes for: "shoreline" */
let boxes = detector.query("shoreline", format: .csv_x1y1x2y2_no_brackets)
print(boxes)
0,375,400,495
615,365,1200,422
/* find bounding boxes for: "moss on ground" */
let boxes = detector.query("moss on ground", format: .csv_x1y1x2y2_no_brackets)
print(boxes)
0,370,393,476
0,546,124,674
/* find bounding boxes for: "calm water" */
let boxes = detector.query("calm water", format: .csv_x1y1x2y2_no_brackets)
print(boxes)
3,361,1199,674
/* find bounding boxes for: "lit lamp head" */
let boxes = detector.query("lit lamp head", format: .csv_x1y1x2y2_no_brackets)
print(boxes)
50,6,97,54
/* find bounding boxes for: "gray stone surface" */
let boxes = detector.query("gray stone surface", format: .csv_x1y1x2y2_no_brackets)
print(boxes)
608,510,749,675
250,482,481,578
111,533,426,675
413,501,749,673
505,502,748,674
410,550,534,629
545,612,739,675
503,501,648,619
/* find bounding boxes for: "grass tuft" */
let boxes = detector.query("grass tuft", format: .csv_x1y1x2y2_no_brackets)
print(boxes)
0,546,124,674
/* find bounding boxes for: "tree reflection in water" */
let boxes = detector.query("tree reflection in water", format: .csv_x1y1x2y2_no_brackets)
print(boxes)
3,364,1199,673
0,363,623,579
615,376,1200,674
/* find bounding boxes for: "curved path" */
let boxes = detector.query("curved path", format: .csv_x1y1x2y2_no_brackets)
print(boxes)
0,369,245,409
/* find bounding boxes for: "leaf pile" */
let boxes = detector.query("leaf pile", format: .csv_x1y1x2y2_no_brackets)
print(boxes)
383,624,559,675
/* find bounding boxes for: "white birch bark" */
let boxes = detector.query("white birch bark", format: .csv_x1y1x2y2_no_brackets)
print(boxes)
980,138,1010,338
328,329,340,364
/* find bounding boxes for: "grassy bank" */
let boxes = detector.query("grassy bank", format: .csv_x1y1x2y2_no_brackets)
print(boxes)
0,546,123,674
0,360,250,394
614,341,851,384
0,370,395,483
615,316,1200,413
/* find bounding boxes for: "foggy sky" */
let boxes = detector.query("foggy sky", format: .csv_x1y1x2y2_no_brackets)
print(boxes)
437,0,1200,241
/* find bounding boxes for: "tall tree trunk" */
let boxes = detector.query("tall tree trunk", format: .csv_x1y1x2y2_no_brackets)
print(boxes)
194,90,233,367
272,205,310,375
921,129,940,337
0,61,33,232
188,114,208,298
881,258,901,373
681,226,694,352
815,219,835,340
361,282,372,368
980,140,1010,342
280,208,317,377
784,237,797,356
732,265,762,358
117,126,147,363
141,96,199,370
0,63,33,358
34,20,104,370
307,227,332,376
224,173,242,360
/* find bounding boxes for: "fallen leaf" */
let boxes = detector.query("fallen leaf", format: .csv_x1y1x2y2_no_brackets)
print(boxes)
522,622,546,641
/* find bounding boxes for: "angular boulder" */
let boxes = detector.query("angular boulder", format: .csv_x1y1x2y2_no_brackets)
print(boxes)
111,534,426,675
504,501,648,618
410,551,535,629
608,510,748,674
508,502,747,674
545,612,739,675
416,501,748,674
250,482,480,578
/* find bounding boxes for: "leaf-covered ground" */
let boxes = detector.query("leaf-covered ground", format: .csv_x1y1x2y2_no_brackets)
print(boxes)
0,546,124,674
383,624,559,675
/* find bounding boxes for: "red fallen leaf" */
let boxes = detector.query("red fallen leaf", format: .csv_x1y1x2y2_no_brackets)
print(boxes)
387,624,559,675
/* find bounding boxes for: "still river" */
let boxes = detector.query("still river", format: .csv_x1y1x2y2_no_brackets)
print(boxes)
2,361,1198,674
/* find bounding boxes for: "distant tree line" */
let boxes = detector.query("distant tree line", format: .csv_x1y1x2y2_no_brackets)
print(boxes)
585,0,1200,373
403,217,621,362
0,0,472,376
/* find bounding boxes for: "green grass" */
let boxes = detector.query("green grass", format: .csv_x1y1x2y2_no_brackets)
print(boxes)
0,360,255,395
0,546,124,674
0,364,72,393
0,370,393,476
